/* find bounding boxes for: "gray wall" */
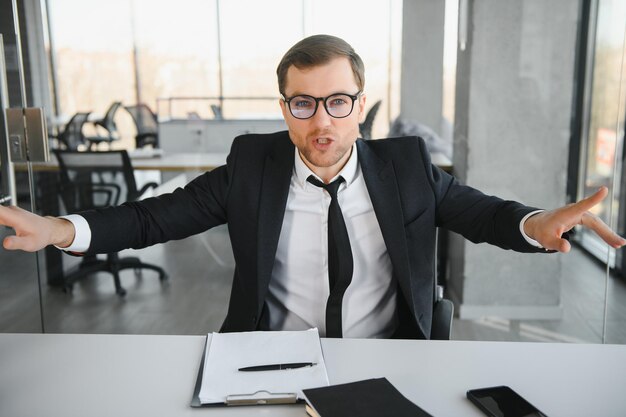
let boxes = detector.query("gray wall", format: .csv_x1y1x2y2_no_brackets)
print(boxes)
448,0,581,319
400,0,445,136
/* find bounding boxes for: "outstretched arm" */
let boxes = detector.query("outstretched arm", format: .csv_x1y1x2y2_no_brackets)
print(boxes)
0,205,75,252
523,186,626,253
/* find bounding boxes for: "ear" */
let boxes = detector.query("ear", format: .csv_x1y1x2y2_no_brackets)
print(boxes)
279,98,289,120
358,93,367,122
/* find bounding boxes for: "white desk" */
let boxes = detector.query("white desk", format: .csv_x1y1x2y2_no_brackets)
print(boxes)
159,119,287,153
0,334,624,417
19,152,228,173
129,152,228,172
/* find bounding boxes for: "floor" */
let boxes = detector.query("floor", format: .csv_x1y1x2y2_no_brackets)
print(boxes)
2,224,625,344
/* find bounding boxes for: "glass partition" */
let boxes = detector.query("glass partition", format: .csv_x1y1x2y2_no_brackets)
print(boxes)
5,0,624,345
598,0,626,344
35,0,402,336
0,2,44,333
447,0,625,345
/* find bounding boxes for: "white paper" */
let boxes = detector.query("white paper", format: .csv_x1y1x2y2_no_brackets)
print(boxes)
198,328,329,404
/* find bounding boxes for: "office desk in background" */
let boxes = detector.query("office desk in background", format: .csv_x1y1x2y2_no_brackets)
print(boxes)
17,151,229,173
19,150,452,173
0,333,624,417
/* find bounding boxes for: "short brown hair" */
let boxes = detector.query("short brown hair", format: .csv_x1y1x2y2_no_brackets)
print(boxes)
276,34,365,94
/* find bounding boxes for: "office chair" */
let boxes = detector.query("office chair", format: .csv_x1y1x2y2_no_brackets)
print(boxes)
53,112,91,151
54,149,168,296
430,228,454,340
431,285,454,340
124,104,159,148
359,100,382,139
85,101,122,149
210,104,223,120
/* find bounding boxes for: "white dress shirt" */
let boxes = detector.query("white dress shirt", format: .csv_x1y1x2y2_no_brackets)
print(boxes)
266,144,397,338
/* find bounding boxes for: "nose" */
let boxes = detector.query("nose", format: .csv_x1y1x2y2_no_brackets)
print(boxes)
310,99,333,126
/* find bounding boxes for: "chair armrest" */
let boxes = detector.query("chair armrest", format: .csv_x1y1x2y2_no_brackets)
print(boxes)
134,182,159,200
431,298,454,340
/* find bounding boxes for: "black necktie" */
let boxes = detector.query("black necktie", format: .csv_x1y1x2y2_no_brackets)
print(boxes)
307,175,354,338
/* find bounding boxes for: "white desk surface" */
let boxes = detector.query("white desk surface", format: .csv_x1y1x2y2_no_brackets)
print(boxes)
19,152,229,172
129,152,228,171
0,333,624,417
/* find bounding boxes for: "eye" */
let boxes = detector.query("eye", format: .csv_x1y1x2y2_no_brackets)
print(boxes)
292,97,314,108
328,95,349,106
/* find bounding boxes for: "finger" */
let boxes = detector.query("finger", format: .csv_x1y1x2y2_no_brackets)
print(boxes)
0,205,24,227
556,238,571,253
538,234,571,253
3,235,42,252
571,186,609,213
0,205,15,224
581,213,626,248
3,235,22,251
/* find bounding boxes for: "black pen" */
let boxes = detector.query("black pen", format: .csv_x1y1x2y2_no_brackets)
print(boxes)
238,362,317,372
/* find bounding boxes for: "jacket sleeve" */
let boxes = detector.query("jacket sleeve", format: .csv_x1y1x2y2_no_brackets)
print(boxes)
418,139,545,253
80,142,240,255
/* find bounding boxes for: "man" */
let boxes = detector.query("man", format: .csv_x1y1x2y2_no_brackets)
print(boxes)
0,35,623,339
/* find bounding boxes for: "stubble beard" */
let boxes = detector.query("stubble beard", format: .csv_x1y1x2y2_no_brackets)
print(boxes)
299,127,355,169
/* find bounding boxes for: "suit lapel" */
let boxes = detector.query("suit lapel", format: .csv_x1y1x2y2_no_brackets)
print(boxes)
256,136,294,309
357,140,417,318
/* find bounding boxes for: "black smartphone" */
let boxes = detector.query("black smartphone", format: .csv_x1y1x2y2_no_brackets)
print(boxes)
466,386,548,417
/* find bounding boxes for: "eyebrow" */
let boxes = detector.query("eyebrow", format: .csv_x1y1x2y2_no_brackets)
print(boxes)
285,91,356,98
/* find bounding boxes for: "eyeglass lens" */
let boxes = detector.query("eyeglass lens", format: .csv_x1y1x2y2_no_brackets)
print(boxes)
289,94,355,119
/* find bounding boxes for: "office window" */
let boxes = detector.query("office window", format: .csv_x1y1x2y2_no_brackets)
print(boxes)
131,0,220,119
218,0,301,119
47,0,135,117
47,0,402,135
305,0,402,138
577,0,626,266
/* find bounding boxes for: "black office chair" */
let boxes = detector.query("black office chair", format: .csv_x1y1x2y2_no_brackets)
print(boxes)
53,112,91,151
430,228,454,340
54,149,168,296
431,285,454,340
124,104,159,148
359,100,382,139
85,101,122,149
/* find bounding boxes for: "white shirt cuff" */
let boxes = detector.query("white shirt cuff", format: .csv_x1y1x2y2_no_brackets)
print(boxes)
55,214,92,253
520,210,545,248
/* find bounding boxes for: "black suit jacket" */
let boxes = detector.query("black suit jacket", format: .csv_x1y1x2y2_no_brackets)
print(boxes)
81,131,541,339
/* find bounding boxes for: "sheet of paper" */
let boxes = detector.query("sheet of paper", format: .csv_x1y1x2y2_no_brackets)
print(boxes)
199,328,329,404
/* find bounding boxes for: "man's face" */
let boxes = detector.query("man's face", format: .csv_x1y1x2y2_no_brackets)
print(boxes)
280,57,366,180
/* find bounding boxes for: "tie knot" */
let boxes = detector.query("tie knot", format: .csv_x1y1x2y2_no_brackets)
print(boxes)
307,175,344,198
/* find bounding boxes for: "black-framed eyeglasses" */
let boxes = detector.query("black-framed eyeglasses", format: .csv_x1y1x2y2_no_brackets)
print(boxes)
281,91,362,120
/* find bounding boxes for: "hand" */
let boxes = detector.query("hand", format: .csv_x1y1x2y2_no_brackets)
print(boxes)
0,205,75,252
524,186,626,253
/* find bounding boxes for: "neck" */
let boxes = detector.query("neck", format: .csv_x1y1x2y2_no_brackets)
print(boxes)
301,147,352,184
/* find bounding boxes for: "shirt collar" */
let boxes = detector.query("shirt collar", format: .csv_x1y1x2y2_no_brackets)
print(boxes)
293,142,359,189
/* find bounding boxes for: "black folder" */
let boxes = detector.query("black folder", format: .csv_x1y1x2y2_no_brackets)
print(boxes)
302,377,433,417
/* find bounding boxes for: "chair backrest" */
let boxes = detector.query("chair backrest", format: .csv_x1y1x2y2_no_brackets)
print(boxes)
96,101,122,139
54,150,139,213
58,112,91,151
125,104,157,134
210,104,223,120
124,104,158,148
430,228,454,340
